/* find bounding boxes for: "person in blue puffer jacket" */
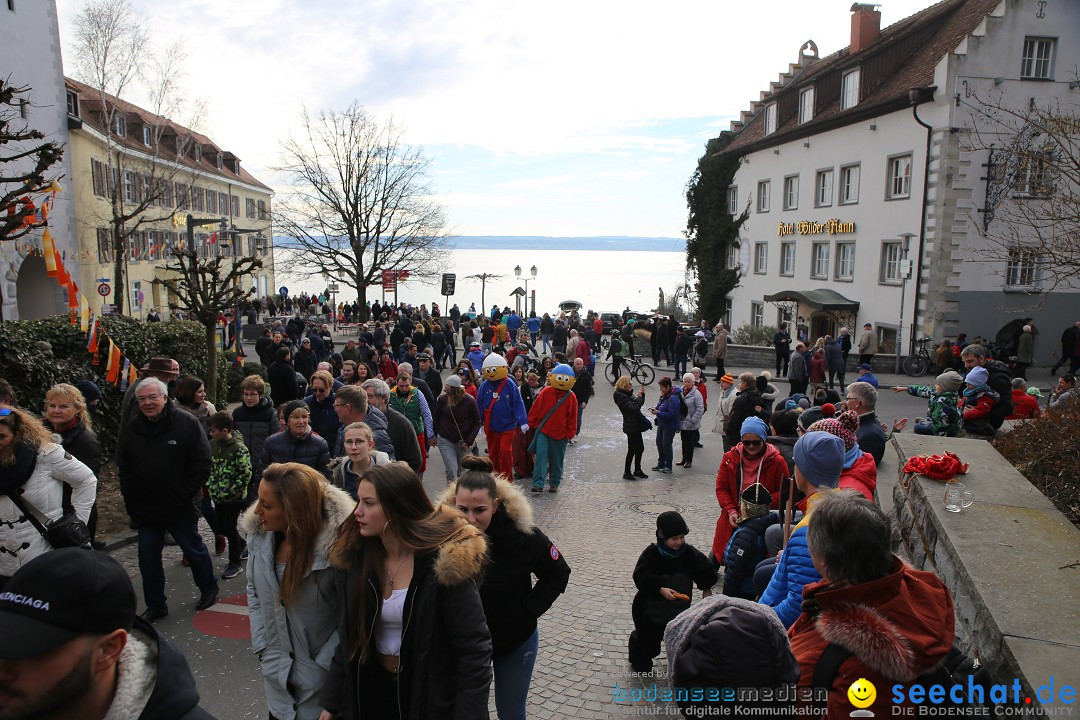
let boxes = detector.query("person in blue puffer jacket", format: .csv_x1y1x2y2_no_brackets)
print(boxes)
758,431,844,628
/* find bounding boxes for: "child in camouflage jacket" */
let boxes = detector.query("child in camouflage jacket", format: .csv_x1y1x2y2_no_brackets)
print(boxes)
904,370,962,437
208,412,252,577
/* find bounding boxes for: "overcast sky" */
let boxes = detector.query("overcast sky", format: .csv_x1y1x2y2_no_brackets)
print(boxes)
56,0,942,238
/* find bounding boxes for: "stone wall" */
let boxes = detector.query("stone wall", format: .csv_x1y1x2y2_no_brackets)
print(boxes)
631,338,901,376
890,433,1080,705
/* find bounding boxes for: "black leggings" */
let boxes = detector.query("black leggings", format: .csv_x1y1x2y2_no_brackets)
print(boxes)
680,429,700,465
215,501,247,564
624,431,644,473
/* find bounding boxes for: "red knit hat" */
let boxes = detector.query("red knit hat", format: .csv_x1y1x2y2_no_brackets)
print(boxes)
808,409,859,451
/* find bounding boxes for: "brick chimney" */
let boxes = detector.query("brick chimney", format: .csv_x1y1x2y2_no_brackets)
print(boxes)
850,3,881,53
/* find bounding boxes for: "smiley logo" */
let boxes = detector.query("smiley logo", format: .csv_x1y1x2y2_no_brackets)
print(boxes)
847,678,876,709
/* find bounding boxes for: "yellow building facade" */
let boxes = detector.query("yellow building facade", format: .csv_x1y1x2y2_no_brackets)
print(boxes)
65,78,275,318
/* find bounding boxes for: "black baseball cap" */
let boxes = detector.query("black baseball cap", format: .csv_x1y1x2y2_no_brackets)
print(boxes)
0,549,136,659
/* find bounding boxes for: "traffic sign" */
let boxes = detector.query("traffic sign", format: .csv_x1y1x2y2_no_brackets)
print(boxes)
441,273,456,296
137,290,145,304
279,286,289,297
97,283,111,297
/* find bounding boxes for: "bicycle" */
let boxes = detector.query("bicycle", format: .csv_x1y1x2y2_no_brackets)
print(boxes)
604,355,656,386
902,337,934,377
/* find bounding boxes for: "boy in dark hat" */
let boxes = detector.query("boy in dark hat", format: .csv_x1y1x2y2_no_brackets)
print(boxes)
628,511,717,673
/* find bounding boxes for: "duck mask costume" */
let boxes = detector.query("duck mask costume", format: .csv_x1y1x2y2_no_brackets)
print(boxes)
482,353,509,382
548,363,577,391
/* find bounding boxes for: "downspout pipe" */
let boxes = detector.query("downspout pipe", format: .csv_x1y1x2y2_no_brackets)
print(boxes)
908,86,935,353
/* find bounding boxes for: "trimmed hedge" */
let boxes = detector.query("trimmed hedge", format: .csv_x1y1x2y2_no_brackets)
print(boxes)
0,315,228,458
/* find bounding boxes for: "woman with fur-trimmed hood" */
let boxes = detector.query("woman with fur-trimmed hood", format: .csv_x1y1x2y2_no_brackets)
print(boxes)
319,462,492,720
242,462,354,720
788,491,954,717
444,455,571,719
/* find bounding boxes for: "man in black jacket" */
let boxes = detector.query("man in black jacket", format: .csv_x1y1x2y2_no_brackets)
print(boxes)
118,378,218,621
961,345,1014,429
0,549,214,720
416,353,443,398
844,381,887,466
361,379,424,472
570,357,595,444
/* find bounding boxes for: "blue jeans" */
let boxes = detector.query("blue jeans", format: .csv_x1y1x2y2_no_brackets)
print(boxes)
532,433,567,489
655,426,676,470
493,627,539,720
576,404,584,437
913,421,936,435
137,521,217,612
673,353,688,377
541,334,552,354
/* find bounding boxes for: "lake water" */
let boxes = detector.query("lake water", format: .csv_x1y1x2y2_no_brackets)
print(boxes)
272,246,689,316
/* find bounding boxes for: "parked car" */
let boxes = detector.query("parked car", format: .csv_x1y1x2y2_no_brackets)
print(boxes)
599,312,622,334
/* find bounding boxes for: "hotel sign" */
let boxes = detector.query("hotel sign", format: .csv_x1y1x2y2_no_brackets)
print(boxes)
777,219,856,237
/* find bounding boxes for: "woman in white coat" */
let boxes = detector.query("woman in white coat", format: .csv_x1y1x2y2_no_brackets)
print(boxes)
243,462,354,720
0,405,96,588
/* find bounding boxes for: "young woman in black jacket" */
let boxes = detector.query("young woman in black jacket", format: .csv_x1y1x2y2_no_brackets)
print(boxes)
320,462,492,720
446,455,571,720
614,375,650,480
44,383,103,543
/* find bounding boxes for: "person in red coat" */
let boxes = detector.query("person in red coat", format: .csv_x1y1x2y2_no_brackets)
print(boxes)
710,416,786,564
527,364,578,493
789,491,954,717
1006,379,1040,420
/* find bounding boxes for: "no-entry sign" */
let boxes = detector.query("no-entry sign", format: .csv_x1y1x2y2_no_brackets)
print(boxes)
97,283,111,297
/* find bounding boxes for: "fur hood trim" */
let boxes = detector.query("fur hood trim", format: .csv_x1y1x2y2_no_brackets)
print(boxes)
816,602,924,682
436,479,534,535
240,482,356,559
431,504,488,586
104,627,156,720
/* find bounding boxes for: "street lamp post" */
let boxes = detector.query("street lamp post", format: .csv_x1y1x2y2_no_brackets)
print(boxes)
894,232,916,374
514,264,538,315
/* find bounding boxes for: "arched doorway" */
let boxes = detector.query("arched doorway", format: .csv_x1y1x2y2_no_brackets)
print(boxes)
811,312,837,341
16,254,61,321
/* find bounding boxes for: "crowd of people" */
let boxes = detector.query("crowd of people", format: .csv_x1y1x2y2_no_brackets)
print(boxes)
0,299,1076,719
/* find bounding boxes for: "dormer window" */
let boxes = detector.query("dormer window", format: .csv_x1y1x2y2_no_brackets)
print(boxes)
176,135,186,155
799,87,814,123
841,69,860,109
194,145,202,163
215,153,223,170
143,125,153,146
115,115,126,136
763,103,777,135
66,90,79,117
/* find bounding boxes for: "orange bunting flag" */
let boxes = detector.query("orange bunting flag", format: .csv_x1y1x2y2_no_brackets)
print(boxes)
87,319,100,353
42,229,57,276
129,362,139,387
70,309,76,326
106,340,122,384
208,232,217,245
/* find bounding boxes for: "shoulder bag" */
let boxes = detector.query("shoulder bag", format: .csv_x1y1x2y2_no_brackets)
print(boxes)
5,491,92,550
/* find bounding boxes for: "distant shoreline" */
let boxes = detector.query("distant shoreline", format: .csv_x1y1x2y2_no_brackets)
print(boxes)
274,235,686,253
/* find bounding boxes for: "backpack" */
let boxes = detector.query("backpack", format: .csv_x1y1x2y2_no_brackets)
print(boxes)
695,338,709,357
677,391,689,418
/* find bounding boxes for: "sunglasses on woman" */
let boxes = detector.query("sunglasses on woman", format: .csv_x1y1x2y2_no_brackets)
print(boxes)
742,439,764,447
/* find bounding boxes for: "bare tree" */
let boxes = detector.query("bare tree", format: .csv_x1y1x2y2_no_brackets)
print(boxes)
462,273,505,316
963,89,1080,300
154,241,261,404
72,0,204,316
275,102,450,308
0,79,64,242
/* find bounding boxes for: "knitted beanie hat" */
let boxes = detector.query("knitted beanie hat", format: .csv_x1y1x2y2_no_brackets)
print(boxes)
808,409,860,452
656,511,690,541
936,370,963,393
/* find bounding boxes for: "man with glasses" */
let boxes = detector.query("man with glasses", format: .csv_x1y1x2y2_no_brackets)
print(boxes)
360,378,423,472
843,381,886,466
331,384,395,462
117,378,217,621
304,370,341,452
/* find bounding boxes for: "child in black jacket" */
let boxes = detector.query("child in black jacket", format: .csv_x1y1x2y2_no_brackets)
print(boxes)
629,511,718,672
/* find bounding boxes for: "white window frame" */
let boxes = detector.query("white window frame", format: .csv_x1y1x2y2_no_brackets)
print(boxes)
780,242,796,277
1012,148,1052,197
123,170,136,203
835,242,855,281
811,243,830,279
216,153,224,170
1020,37,1055,80
66,90,79,117
783,175,799,210
142,125,152,146
114,115,126,137
1005,247,1039,290
839,164,860,204
887,154,913,199
815,169,833,207
194,145,202,163
841,69,860,109
727,186,739,217
763,103,777,135
757,180,771,213
880,242,902,285
751,301,764,329
754,243,768,274
799,87,814,124
727,242,741,273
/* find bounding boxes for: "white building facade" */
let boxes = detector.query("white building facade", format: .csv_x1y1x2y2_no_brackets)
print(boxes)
0,0,78,321
720,0,1079,365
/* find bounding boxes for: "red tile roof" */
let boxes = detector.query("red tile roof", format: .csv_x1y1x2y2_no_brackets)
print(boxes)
65,76,271,192
724,0,1002,154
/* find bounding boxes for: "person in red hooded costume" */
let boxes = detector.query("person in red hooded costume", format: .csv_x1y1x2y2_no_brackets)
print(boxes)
789,490,954,717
